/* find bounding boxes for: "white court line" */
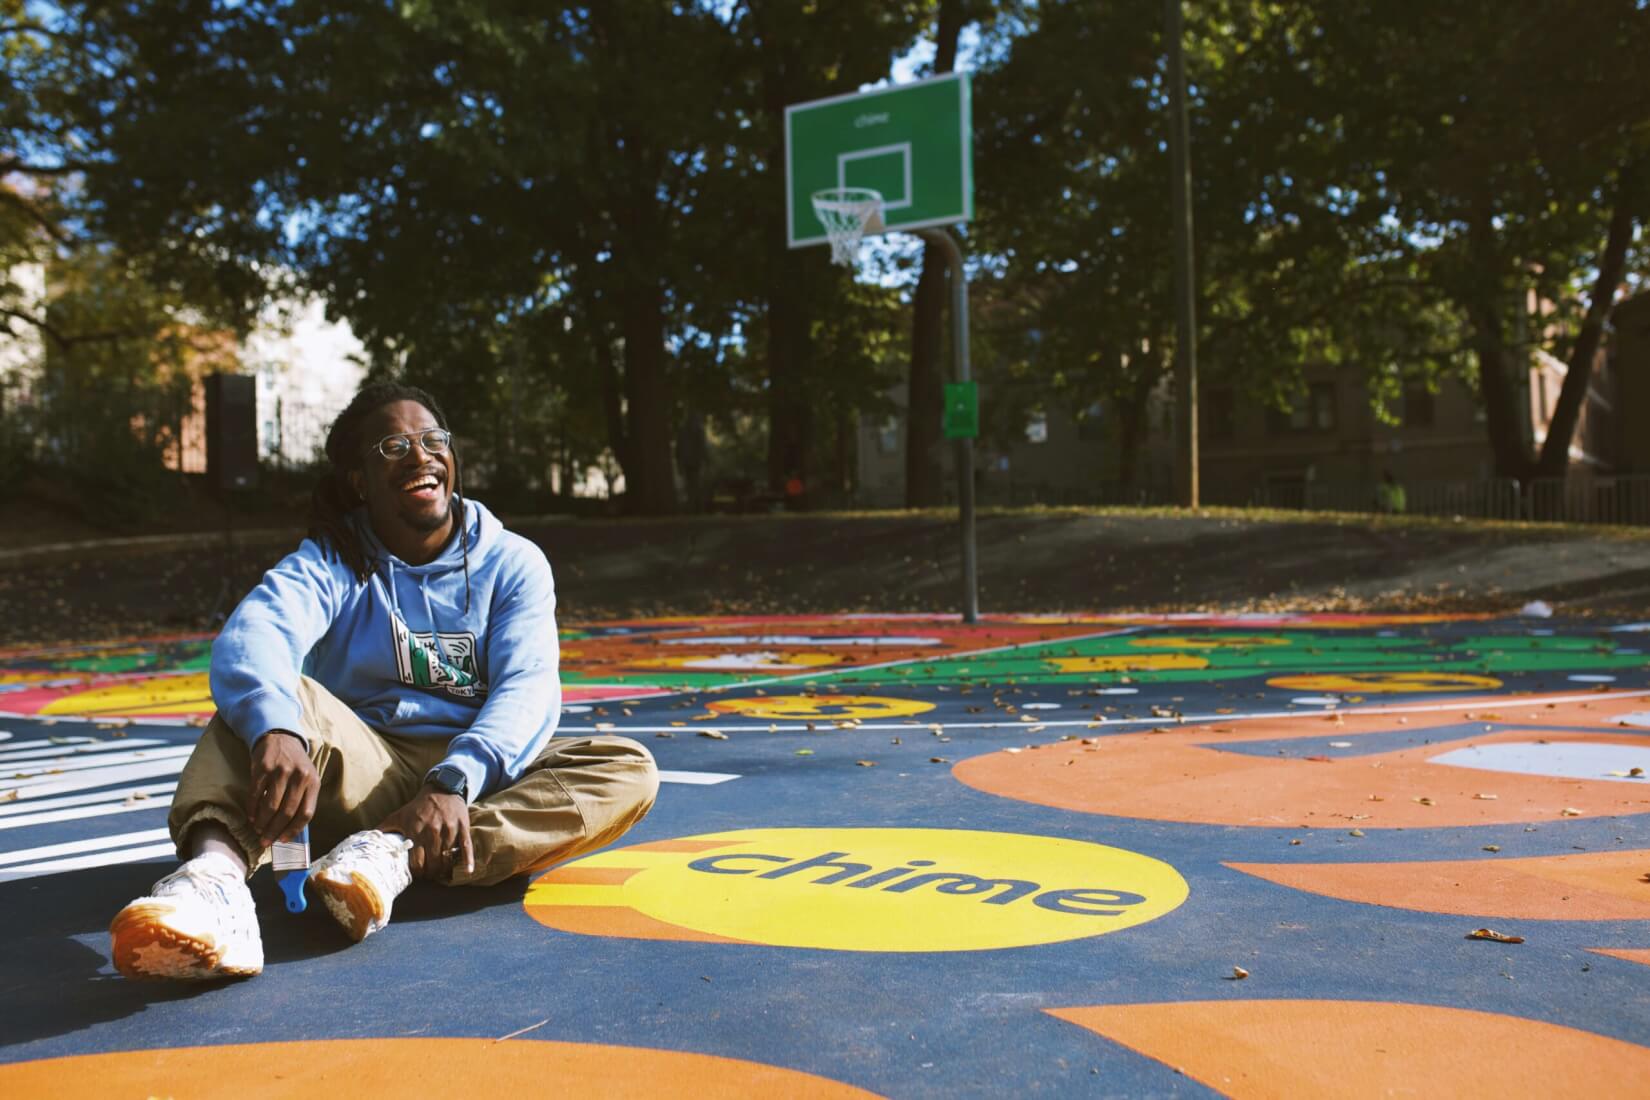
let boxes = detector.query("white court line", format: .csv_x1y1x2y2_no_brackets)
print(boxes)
0,738,166,763
697,625,1144,695
0,842,177,883
0,797,171,831
0,782,177,817
1,744,193,785
564,688,1650,737
0,827,172,868
2,759,191,800
0,736,98,754
658,770,738,786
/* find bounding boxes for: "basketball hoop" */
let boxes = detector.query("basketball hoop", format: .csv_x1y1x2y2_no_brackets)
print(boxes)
811,187,885,267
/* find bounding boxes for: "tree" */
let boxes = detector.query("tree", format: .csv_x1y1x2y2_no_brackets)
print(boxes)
1281,0,1650,482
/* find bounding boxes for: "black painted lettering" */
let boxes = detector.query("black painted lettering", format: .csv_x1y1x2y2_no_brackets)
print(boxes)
846,860,937,889
758,851,873,884
688,853,792,875
883,872,1040,905
1032,888,1147,916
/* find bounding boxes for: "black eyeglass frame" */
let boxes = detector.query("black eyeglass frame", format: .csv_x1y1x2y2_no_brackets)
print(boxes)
366,429,453,461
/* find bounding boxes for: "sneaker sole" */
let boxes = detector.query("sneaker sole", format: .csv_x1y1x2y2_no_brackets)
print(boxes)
109,902,260,981
311,870,385,942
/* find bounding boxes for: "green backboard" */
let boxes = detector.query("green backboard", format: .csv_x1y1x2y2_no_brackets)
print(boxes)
785,72,973,249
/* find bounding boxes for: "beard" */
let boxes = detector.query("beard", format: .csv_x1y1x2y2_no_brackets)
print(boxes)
405,493,455,533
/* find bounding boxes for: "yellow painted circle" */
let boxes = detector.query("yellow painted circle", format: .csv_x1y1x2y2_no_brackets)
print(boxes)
1128,635,1292,650
527,828,1188,952
1048,654,1209,673
705,695,934,721
629,653,842,673
1268,672,1503,694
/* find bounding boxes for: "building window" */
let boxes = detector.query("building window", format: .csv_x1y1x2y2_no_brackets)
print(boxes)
1076,401,1104,442
1205,387,1235,440
1267,383,1336,435
1402,383,1435,428
1026,412,1049,444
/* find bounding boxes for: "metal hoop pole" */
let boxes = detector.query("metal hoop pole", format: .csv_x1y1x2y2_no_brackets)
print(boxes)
916,227,978,624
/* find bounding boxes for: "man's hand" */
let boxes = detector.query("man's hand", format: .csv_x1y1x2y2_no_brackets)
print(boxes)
379,786,473,881
247,730,319,847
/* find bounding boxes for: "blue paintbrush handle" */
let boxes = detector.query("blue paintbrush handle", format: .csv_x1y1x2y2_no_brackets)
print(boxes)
274,826,311,914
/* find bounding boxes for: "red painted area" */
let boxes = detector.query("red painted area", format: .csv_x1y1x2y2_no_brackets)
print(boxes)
955,693,1650,828
1048,1000,1650,1099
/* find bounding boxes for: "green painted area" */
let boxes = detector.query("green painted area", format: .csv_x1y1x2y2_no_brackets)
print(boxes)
59,642,213,675
807,631,1648,687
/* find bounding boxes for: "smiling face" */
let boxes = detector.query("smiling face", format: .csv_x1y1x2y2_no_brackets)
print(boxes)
348,399,457,561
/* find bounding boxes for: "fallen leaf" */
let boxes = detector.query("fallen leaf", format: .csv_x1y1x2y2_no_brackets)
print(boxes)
855,760,876,767
1560,807,1583,816
929,757,949,764
1474,793,1498,800
1467,928,1524,944
794,748,814,756
1329,741,1352,748
1348,829,1364,837
1482,845,1501,852
1229,966,1249,980
1289,839,1302,846
1632,767,1645,778
698,730,729,740
1414,797,1435,806
654,731,674,739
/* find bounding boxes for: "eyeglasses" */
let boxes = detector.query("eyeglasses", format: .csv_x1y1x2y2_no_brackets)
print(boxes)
367,429,452,460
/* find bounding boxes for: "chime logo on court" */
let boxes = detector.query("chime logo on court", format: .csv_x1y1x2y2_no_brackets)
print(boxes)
524,828,1188,952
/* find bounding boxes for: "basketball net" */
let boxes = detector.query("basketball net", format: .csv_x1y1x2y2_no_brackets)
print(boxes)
811,187,885,267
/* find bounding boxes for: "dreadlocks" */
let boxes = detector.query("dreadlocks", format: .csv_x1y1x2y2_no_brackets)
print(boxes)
308,382,473,609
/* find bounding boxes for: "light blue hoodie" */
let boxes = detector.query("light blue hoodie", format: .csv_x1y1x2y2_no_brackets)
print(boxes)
209,498,560,803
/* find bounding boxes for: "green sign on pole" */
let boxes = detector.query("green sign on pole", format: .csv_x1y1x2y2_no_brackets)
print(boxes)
943,381,979,440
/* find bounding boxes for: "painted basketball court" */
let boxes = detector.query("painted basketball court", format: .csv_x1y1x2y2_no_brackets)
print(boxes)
1,612,1648,1096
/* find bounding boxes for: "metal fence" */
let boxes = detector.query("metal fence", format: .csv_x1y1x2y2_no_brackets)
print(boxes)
964,473,1650,526
1243,474,1650,526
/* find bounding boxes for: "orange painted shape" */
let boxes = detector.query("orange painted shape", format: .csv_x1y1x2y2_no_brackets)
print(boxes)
0,1039,874,1099
1588,948,1650,968
1227,849,1650,920
525,901,757,944
538,866,643,886
954,692,1650,829
626,838,733,854
1047,1000,1650,1100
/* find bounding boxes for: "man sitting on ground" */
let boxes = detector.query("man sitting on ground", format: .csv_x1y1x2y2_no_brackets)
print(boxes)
110,382,658,979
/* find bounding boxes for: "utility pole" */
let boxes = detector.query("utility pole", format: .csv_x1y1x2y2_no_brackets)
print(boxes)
1166,0,1199,507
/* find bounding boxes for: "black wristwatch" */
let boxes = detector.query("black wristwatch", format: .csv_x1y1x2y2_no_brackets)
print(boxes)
424,763,469,800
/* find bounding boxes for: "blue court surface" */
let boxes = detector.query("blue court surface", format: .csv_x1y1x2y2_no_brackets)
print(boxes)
2,612,1648,1097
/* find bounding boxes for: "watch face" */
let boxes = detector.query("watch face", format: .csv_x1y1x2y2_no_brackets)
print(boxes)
430,766,466,795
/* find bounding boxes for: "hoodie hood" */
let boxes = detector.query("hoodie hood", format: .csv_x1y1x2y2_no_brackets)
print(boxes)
355,495,498,576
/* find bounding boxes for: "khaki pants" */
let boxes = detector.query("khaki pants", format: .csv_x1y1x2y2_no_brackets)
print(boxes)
169,676,659,887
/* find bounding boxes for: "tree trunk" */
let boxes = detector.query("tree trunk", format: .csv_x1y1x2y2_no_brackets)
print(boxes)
1535,160,1642,478
1463,196,1534,482
764,234,813,492
619,282,677,514
903,0,965,508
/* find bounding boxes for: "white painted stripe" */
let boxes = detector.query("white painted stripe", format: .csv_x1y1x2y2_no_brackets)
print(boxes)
0,798,171,831
700,626,1144,694
0,841,177,883
0,827,172,867
658,770,739,786
1,759,190,800
0,736,99,753
0,782,176,817
0,738,166,763
0,744,193,784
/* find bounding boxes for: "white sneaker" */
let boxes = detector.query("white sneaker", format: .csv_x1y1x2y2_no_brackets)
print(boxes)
109,852,263,980
310,829,413,942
